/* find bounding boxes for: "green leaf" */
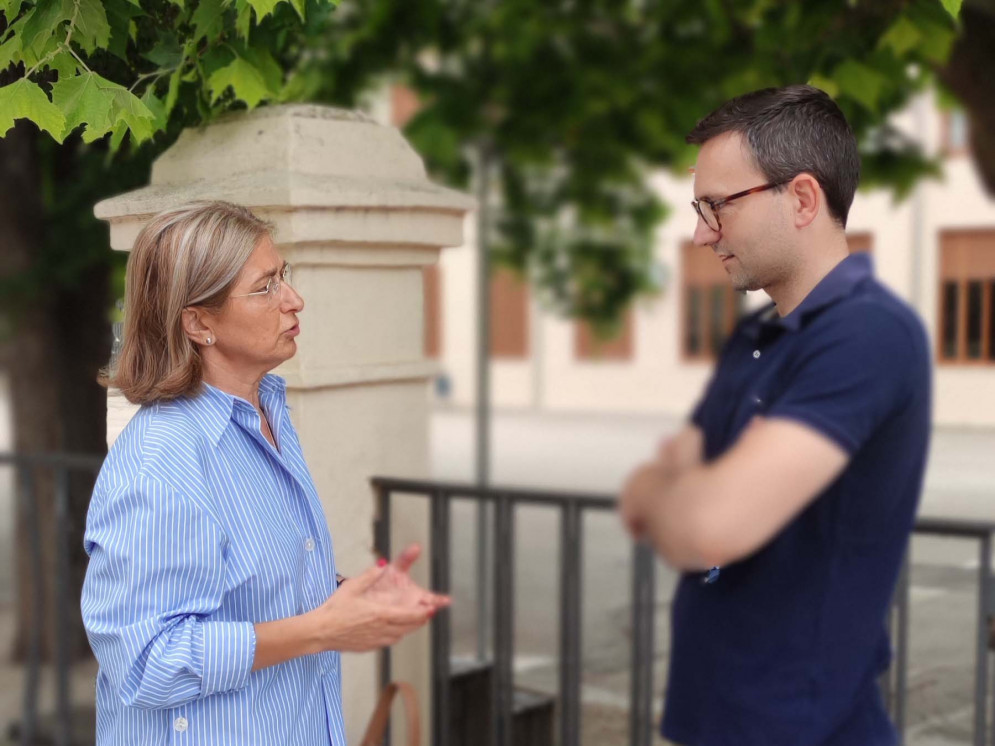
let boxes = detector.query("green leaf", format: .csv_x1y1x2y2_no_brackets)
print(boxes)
914,21,955,63
140,86,167,130
0,0,29,21
109,86,157,142
0,34,23,72
191,0,225,42
19,0,71,54
289,0,304,21
879,15,921,57
939,0,962,21
833,59,887,113
807,73,840,99
245,0,280,22
51,71,115,139
235,0,252,37
143,32,181,66
207,55,270,107
104,0,143,61
73,0,112,54
107,117,129,155
164,66,182,115
0,77,67,142
47,49,79,77
241,44,281,95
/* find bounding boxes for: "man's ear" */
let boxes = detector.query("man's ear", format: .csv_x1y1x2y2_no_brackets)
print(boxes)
181,307,215,346
789,173,821,229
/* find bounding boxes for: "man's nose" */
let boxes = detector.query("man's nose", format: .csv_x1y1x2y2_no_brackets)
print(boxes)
692,215,720,247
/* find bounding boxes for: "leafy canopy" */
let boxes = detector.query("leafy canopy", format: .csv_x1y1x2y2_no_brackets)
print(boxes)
0,0,337,149
0,0,965,331
285,0,963,330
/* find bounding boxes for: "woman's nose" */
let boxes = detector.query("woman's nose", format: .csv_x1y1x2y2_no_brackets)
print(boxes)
282,282,304,313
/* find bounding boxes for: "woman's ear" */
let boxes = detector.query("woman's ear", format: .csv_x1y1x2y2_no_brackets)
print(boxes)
790,173,821,229
182,307,215,346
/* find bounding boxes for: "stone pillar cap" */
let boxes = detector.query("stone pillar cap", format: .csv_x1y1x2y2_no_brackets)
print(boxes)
95,104,475,222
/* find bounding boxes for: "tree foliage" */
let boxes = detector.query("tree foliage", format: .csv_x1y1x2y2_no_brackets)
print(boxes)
0,0,337,150
290,0,964,330
0,0,968,331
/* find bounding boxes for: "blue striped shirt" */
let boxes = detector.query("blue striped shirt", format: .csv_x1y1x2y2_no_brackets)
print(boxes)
82,374,346,745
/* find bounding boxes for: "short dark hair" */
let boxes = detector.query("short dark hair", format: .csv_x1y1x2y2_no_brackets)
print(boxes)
687,85,860,227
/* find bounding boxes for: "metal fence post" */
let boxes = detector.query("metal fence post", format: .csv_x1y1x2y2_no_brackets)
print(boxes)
431,491,452,746
629,542,656,746
559,502,583,746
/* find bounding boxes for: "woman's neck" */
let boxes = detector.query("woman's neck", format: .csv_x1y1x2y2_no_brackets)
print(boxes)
202,363,265,410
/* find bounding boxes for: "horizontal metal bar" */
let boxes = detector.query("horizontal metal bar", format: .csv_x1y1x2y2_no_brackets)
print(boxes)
373,478,995,537
372,476,616,511
914,516,995,538
0,451,104,471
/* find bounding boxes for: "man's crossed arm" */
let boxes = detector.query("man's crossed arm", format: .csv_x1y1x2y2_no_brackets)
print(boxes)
619,418,848,570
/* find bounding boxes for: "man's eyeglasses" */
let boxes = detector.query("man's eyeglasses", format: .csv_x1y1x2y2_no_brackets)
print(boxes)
231,264,293,303
691,181,789,232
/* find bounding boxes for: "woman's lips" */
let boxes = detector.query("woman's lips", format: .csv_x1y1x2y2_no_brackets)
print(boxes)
285,323,300,337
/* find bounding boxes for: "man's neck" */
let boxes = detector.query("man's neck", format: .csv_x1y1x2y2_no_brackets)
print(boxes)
766,235,850,317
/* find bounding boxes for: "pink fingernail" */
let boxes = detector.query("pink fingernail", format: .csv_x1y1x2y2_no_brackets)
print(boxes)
377,558,387,567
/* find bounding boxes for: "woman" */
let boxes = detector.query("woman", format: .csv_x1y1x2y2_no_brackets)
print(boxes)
81,201,448,745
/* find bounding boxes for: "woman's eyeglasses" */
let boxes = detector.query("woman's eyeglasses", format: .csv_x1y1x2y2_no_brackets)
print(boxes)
231,264,293,303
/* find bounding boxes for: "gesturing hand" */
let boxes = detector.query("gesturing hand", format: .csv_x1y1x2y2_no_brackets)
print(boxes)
366,543,451,614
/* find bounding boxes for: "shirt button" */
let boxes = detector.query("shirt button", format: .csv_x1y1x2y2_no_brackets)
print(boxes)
304,538,316,552
752,349,761,359
174,717,188,732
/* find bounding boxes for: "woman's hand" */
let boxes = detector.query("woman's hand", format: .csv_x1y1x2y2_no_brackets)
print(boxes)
307,564,434,653
365,543,451,613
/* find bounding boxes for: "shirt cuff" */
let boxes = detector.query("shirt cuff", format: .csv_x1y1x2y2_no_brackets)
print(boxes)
197,621,257,696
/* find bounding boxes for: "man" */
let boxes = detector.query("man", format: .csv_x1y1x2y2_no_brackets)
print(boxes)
619,85,930,745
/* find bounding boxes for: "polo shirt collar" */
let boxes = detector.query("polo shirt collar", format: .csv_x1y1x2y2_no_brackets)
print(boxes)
768,252,874,332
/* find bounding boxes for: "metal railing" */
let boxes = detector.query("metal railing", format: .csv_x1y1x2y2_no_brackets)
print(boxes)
0,451,104,746
372,476,995,746
883,517,995,746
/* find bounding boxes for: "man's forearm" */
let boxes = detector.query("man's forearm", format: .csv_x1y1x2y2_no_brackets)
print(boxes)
643,465,722,570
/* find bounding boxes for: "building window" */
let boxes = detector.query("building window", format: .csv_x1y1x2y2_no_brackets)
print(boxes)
391,85,421,128
846,232,873,254
942,110,970,156
490,268,529,358
575,311,635,361
938,230,995,364
681,241,745,361
423,264,442,358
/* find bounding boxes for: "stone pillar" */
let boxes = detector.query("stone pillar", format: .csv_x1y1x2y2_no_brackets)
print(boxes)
95,105,473,744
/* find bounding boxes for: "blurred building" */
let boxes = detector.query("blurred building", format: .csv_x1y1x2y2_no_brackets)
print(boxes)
377,88,994,428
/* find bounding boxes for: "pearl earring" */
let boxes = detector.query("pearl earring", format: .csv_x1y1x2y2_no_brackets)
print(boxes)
206,337,212,345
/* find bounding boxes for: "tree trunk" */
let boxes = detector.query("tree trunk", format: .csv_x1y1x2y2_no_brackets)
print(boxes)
940,3,995,196
0,121,109,664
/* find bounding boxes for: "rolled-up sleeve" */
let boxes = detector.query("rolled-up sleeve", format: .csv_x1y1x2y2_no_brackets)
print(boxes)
81,473,256,709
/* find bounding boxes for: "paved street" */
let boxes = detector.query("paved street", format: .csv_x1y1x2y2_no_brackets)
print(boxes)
430,407,995,745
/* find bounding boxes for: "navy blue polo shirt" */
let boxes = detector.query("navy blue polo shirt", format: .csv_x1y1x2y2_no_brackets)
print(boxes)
662,253,931,746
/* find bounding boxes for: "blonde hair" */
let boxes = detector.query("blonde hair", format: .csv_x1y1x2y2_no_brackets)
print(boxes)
103,201,273,405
